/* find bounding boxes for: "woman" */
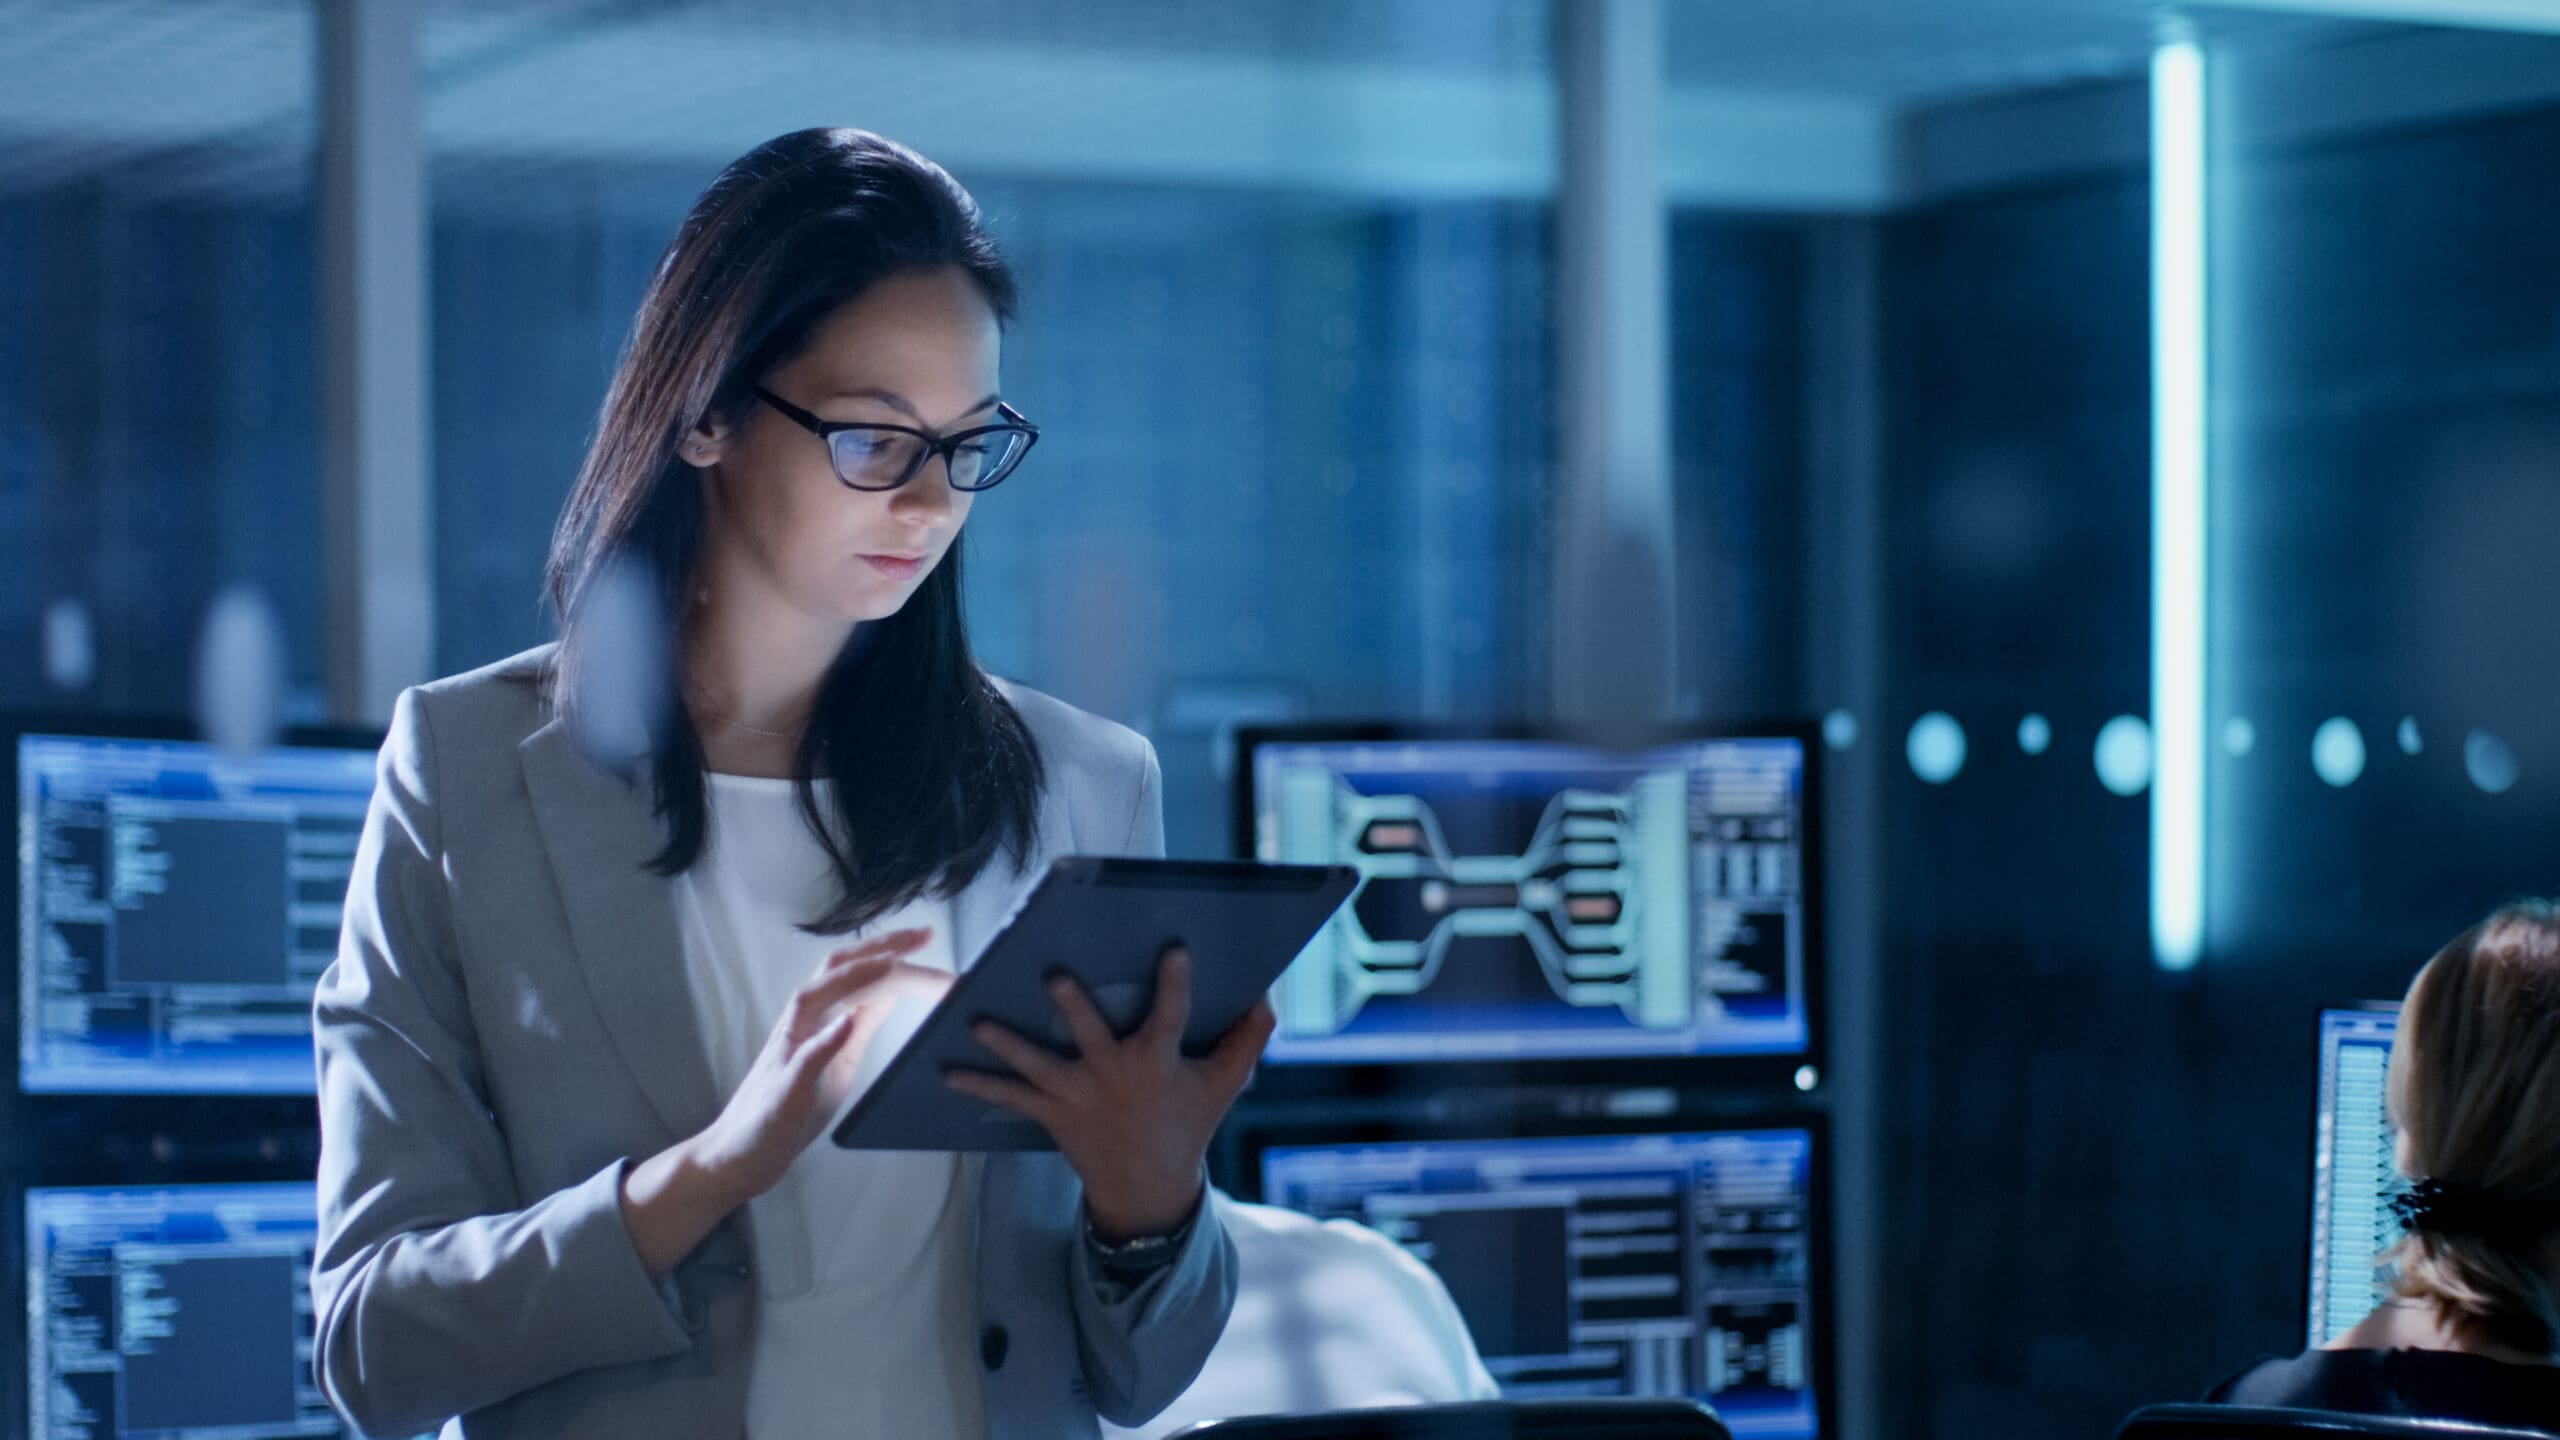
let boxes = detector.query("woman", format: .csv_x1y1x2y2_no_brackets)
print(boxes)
2209,900,2560,1426
309,129,1264,1440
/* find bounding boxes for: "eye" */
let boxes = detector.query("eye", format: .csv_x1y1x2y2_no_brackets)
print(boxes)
828,429,923,483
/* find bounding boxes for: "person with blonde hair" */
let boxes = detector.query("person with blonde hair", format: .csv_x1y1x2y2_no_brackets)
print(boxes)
2210,900,2560,1424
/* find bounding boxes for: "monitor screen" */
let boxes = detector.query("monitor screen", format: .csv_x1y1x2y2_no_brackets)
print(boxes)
1245,733,1813,1065
2308,1004,2402,1346
17,730,378,1094
1261,1127,1822,1439
27,1183,351,1439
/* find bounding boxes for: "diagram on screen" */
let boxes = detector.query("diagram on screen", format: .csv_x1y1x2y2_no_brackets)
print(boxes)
1255,738,1809,1064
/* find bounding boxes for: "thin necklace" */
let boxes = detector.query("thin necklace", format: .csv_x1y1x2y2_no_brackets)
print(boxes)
704,713,799,740
686,690,804,740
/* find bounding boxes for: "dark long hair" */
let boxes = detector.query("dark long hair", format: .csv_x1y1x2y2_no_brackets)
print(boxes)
544,128,1044,933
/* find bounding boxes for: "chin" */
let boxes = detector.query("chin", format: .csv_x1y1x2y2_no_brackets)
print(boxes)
837,595,911,625
832,578,926,625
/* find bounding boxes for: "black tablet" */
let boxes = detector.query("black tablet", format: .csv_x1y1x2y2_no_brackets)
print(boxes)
831,856,1358,1152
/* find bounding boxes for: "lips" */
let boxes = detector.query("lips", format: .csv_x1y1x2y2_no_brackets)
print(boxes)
862,553,924,580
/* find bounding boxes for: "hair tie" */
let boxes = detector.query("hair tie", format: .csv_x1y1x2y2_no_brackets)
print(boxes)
2392,1178,2560,1242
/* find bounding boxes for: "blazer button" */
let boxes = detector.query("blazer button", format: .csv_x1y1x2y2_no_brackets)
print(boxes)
980,1324,1009,1371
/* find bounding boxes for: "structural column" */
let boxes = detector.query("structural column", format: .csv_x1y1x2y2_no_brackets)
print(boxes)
1550,0,1675,732
318,0,433,724
1803,219,1887,1440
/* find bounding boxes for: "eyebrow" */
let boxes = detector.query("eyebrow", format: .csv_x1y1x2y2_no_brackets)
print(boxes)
820,386,1003,426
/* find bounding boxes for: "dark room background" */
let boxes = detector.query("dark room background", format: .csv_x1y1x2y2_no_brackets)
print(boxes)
3,6,2559,1439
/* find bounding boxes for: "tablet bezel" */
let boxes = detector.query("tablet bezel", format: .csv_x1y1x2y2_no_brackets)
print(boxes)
830,855,1357,1152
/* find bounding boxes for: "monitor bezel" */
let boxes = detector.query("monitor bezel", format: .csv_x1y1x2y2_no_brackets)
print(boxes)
6,711,381,1116
2304,998,2401,1349
1228,1104,1836,1440
1229,720,1826,1095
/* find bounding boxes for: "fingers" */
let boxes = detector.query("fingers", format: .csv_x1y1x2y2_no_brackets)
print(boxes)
845,959,955,1006
787,952,951,1043
824,927,931,968
786,966,876,1044
846,1000,895,1052
785,1011,858,1090
785,940,912,1039
1045,973,1118,1060
1050,944,1192,1058
1201,995,1277,1094
943,1067,1058,1129
970,1019,1071,1089
804,930,933,995
829,1002,897,1089
1135,946,1193,1050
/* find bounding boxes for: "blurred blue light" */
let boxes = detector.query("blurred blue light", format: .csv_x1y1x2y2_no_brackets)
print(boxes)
2151,33,2207,972
2465,730,2518,795
2097,715,2155,798
1822,709,1859,752
2018,713,2052,756
2224,717,2256,757
2313,717,2366,788
1907,712,1967,784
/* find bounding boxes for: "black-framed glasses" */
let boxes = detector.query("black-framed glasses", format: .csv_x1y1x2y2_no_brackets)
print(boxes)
753,384,1039,493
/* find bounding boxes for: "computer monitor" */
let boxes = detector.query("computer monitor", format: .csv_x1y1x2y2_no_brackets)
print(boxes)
1237,728,1817,1069
26,1182,352,1439
2307,1003,2401,1346
1258,1123,1826,1440
13,722,380,1094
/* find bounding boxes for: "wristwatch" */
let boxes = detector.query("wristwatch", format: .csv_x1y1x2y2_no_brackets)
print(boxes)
1081,1203,1196,1281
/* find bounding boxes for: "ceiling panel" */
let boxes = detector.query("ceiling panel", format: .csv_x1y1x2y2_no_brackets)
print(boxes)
0,0,2533,203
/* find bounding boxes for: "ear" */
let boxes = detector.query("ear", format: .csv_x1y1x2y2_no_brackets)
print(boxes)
680,412,732,469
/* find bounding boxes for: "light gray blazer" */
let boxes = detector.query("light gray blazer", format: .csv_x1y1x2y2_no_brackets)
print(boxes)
311,643,1235,1440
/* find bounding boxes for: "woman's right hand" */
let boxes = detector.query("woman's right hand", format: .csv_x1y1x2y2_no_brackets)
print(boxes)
619,928,952,1278
692,928,953,1200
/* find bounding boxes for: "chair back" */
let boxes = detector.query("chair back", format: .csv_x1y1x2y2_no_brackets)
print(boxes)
2114,1404,2559,1440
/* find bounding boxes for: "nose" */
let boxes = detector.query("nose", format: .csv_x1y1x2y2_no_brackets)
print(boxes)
887,450,959,522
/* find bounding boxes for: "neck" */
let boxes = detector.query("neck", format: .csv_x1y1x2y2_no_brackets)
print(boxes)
681,560,858,746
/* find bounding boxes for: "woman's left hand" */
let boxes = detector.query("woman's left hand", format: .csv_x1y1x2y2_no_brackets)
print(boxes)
944,945,1271,1241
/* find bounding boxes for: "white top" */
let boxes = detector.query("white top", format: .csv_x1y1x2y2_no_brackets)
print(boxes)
671,772,988,1440
1100,1193,1502,1440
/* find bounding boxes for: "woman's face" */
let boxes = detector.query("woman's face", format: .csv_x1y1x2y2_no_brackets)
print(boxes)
693,265,1003,627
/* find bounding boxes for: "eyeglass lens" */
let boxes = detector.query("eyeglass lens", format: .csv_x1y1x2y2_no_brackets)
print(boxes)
826,427,1030,491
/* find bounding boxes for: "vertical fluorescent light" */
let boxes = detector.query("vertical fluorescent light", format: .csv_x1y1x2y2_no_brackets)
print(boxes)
2151,30,2206,972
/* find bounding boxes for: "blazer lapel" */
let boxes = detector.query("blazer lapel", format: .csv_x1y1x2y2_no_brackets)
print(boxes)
949,791,1077,973
518,720,724,1141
